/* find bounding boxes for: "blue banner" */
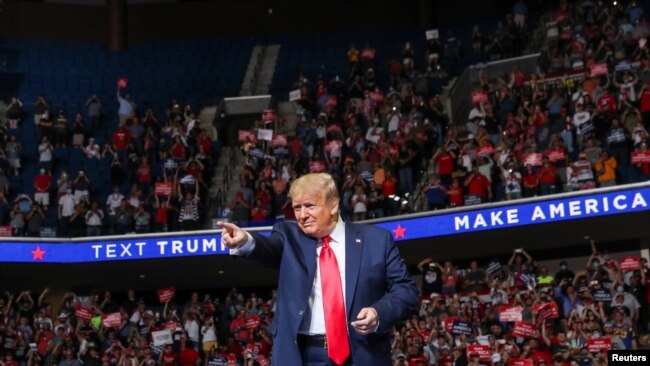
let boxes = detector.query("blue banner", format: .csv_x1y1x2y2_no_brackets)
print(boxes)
0,186,648,263
3,234,227,263
376,186,650,242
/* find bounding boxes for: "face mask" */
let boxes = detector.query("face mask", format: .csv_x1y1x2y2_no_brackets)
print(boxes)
592,262,600,269
617,286,624,293
561,265,567,270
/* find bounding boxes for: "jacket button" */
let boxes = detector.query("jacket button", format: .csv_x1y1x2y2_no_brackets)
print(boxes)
298,310,304,316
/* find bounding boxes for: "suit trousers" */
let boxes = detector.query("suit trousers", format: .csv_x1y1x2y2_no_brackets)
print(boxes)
299,345,353,366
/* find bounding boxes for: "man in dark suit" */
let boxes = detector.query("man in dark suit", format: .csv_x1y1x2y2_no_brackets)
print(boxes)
219,173,418,366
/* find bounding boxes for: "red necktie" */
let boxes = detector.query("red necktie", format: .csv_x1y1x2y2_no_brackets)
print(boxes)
320,235,350,365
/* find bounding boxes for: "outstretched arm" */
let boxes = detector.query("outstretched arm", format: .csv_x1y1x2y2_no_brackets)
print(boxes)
218,221,284,269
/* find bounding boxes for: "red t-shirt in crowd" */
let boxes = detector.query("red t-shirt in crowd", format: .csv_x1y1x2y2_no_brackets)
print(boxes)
288,139,302,156
156,206,169,224
229,317,251,342
160,351,178,366
537,166,557,184
447,186,463,207
37,330,54,356
180,348,200,366
197,135,212,155
171,143,186,160
382,178,397,196
251,207,267,221
187,166,201,179
34,174,51,192
112,129,129,150
598,95,616,111
137,163,152,183
466,174,490,198
435,153,454,176
246,339,271,357
523,173,538,188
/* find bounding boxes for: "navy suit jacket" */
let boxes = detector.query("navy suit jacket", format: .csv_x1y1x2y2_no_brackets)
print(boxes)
246,221,418,366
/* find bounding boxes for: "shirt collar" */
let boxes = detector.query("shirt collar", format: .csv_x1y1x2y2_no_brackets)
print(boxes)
325,216,346,245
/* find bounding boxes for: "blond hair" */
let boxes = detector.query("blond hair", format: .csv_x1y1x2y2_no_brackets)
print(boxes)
289,173,339,207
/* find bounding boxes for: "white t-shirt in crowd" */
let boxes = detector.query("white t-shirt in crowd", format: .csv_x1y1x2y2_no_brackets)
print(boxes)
106,193,124,215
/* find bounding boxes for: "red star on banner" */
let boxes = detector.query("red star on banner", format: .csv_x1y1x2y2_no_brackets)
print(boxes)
392,224,407,239
31,246,46,261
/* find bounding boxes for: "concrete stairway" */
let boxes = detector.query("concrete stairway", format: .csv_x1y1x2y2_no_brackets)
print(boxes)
239,44,281,96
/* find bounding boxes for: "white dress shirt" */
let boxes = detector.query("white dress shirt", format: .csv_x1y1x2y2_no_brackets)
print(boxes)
229,219,347,335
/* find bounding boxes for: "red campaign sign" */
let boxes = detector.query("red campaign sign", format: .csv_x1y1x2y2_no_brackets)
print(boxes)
587,338,612,353
523,153,543,167
513,321,538,338
499,306,523,322
157,287,175,303
102,312,122,328
533,302,559,321
510,359,534,366
309,161,326,173
117,78,128,88
444,316,458,333
262,109,277,122
0,226,12,237
238,130,256,143
631,152,650,164
471,91,489,104
75,306,94,321
620,256,641,272
466,345,492,362
245,315,260,330
155,182,173,196
477,145,494,157
324,140,342,153
272,134,288,147
546,149,566,163
590,63,608,76
164,321,177,330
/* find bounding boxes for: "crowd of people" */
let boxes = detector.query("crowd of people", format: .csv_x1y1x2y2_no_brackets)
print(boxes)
2,88,219,237
0,240,646,366
402,241,650,365
2,1,650,234
430,0,650,210
228,0,650,225
423,0,650,209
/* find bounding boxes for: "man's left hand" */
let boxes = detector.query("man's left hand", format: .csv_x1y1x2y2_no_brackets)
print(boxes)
351,307,378,335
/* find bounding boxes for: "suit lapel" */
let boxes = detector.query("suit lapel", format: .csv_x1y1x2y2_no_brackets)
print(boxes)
345,223,363,318
302,234,318,290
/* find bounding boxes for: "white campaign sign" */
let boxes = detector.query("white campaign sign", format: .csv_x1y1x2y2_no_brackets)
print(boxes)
152,329,173,346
